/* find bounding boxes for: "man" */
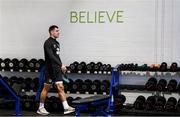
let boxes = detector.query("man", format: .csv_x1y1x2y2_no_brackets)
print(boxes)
37,25,75,115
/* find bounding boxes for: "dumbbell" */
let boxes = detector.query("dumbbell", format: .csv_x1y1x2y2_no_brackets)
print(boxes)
67,96,74,105
170,62,178,72
18,58,28,71
28,58,37,72
86,62,95,73
100,80,110,94
50,96,63,112
71,79,83,93
144,96,156,110
90,80,101,94
177,82,180,92
134,95,146,110
0,58,5,70
9,76,18,87
167,79,177,92
21,95,32,110
165,97,177,112
77,61,87,73
176,99,180,112
30,77,39,92
3,58,12,71
154,96,166,111
114,94,126,109
35,59,45,71
8,58,19,71
23,77,33,91
69,61,79,73
160,62,168,71
145,77,157,91
81,79,92,93
156,79,167,92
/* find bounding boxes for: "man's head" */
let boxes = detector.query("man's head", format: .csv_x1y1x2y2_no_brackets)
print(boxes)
49,25,60,38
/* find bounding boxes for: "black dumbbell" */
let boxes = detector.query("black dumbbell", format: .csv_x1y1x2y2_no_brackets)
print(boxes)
71,79,83,93
160,62,168,71
154,96,166,111
30,77,39,92
134,95,146,110
28,58,37,72
167,79,177,92
69,61,79,73
144,96,156,110
170,62,178,72
67,96,74,105
77,61,87,73
177,82,180,92
81,79,92,93
9,76,18,87
106,64,112,73
18,58,28,71
86,62,95,73
35,59,45,71
3,58,12,71
114,94,126,109
24,77,33,91
100,80,110,94
0,58,5,70
165,97,177,112
8,58,19,71
145,77,157,91
90,80,101,94
156,79,167,92
50,96,63,112
176,99,180,112
22,95,32,110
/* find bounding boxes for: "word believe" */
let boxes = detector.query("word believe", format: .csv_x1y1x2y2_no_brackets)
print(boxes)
70,10,124,23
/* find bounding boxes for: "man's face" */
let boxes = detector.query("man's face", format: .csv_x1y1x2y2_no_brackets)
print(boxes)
51,28,60,38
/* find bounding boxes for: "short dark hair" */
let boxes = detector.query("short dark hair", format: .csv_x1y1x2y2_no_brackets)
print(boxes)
49,25,58,34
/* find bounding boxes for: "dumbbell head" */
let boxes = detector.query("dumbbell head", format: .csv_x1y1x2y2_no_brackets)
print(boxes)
170,62,178,72
167,79,177,92
156,79,167,91
165,97,177,111
145,77,157,91
155,96,166,111
160,62,167,71
134,95,146,110
144,96,156,110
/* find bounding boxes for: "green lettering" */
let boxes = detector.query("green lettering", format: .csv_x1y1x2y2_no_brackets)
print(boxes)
98,11,105,23
70,11,78,23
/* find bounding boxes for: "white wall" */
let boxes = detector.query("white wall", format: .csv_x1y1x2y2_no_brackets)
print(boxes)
0,0,180,66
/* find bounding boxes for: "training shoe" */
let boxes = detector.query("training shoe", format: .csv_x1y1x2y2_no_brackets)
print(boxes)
64,106,75,114
37,107,50,115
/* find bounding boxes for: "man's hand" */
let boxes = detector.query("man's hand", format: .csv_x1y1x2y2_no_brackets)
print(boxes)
61,64,67,74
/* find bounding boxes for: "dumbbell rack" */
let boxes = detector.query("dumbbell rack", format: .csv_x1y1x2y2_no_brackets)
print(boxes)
113,64,180,116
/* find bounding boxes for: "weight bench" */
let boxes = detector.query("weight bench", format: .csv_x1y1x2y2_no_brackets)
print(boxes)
72,95,111,116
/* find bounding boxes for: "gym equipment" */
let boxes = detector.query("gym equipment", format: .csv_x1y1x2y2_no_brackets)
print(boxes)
28,58,37,72
134,95,146,110
18,58,28,71
177,82,180,92
145,77,157,91
71,79,83,93
176,99,180,112
170,62,178,72
0,75,21,115
160,62,167,71
35,59,45,71
81,79,92,93
90,80,101,94
50,96,63,112
100,80,110,94
154,96,166,111
86,63,94,73
8,58,19,71
77,61,87,73
67,96,74,105
114,94,126,110
165,97,177,112
144,96,156,110
24,77,33,91
167,79,177,92
69,61,79,73
72,95,110,116
30,77,39,92
156,79,167,91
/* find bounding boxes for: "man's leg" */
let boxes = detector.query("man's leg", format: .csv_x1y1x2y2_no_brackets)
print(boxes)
37,84,51,115
55,82,75,114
